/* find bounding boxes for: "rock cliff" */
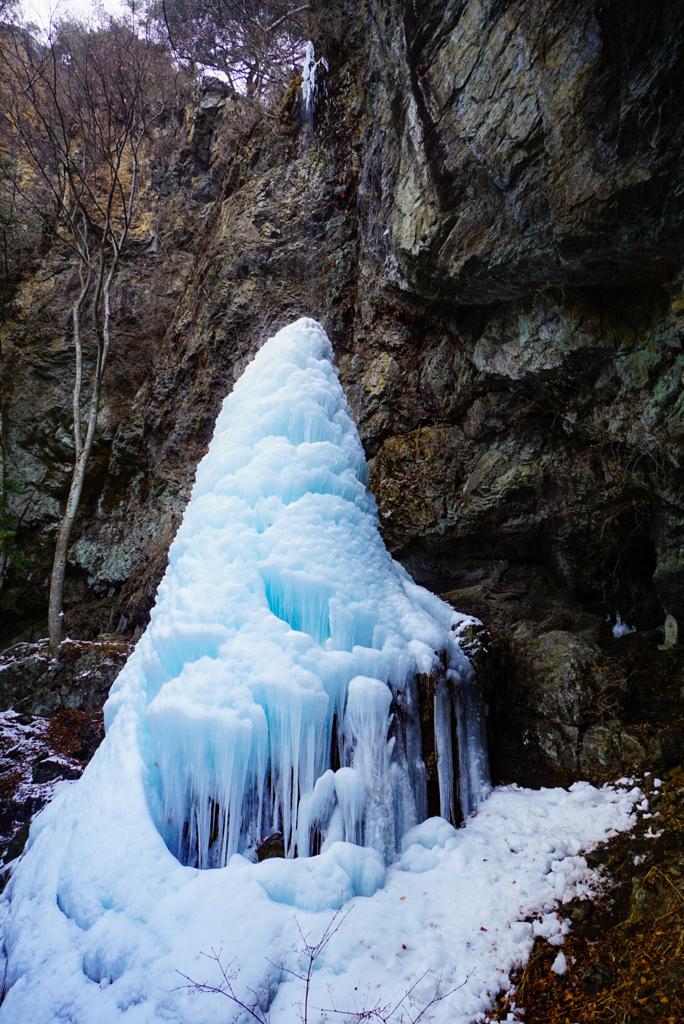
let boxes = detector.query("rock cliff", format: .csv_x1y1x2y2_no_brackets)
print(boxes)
1,0,683,787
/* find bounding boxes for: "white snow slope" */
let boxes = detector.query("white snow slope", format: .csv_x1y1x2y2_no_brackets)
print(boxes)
0,318,641,1023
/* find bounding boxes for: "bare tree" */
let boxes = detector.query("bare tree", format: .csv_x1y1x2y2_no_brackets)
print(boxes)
150,0,310,101
0,15,172,648
177,904,468,1024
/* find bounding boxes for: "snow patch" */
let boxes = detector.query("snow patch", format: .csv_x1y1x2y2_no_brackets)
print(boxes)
551,951,568,975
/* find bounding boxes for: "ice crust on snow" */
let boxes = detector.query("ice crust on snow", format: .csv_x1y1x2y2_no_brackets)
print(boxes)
0,320,643,1023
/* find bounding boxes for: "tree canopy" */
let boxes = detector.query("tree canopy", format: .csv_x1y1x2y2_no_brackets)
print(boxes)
148,0,311,100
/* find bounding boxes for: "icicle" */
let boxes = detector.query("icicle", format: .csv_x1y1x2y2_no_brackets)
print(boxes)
434,679,455,825
344,676,396,859
301,40,328,113
297,769,336,856
446,635,492,820
452,667,492,818
334,766,366,845
388,675,424,838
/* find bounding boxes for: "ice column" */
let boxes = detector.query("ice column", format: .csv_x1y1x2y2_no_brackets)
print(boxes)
301,40,328,112
343,676,396,859
132,318,490,868
436,640,492,823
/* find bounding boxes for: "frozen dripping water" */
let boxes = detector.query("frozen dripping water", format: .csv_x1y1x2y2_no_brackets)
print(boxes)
301,41,328,113
612,611,636,638
344,676,395,859
102,318,490,868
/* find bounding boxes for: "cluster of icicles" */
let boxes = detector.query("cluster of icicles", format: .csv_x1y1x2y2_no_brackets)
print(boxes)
161,662,489,870
135,319,491,871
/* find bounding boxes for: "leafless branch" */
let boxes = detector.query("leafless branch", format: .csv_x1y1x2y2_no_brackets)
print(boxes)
176,948,272,1023
178,904,472,1024
0,15,176,648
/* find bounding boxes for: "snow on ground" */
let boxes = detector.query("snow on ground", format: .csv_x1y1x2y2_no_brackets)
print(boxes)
260,781,642,1024
0,711,67,805
0,774,641,1023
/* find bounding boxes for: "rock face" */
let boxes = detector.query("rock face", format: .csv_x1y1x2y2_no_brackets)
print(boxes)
0,639,133,717
1,0,684,786
0,638,133,882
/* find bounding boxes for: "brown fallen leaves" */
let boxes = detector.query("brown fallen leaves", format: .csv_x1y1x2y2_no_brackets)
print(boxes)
486,765,684,1024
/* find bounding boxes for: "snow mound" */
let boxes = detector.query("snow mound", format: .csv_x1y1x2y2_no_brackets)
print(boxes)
0,774,641,1024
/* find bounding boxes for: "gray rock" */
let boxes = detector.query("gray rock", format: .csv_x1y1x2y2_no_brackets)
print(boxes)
580,725,647,777
513,631,601,728
649,730,684,771
31,758,80,784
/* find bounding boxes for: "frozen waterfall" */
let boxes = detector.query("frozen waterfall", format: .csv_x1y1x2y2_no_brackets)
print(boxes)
0,320,646,1024
124,317,490,868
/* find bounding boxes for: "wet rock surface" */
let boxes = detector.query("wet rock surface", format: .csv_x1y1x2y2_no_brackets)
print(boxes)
0,0,683,791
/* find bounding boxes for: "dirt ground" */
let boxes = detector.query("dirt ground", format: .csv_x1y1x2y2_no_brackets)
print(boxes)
486,766,684,1024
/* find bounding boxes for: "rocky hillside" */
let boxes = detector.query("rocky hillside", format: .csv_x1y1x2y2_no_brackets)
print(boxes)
1,0,683,788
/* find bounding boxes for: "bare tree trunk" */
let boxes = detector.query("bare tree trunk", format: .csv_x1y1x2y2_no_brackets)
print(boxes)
1,20,160,649
47,264,100,651
72,266,90,457
47,442,94,649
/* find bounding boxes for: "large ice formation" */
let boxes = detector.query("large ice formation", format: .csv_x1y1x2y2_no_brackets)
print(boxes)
123,317,488,867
